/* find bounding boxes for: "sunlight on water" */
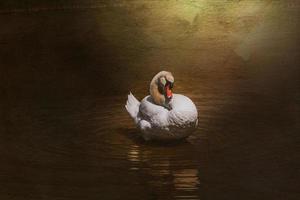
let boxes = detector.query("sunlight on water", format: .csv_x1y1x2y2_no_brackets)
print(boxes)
174,169,200,191
128,144,140,170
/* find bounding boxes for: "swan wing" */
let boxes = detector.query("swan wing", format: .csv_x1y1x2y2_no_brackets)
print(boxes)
125,92,140,123
139,96,165,119
168,94,198,127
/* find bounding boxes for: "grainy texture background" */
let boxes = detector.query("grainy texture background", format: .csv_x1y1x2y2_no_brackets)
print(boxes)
0,1,299,200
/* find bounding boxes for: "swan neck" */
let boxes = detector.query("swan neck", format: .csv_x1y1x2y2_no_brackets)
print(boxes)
150,79,165,106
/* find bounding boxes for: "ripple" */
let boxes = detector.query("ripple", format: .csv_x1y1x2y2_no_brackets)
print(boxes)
0,92,242,200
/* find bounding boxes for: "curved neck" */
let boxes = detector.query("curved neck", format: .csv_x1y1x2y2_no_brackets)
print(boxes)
149,71,171,107
150,79,165,106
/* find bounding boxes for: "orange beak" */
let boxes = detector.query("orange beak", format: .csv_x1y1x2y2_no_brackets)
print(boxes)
165,84,172,99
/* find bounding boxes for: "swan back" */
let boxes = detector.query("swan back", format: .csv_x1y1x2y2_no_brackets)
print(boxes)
129,93,198,141
139,94,198,128
168,94,198,128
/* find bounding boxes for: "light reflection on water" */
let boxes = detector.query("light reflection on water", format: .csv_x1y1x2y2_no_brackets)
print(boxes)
128,144,140,170
126,140,201,199
59,83,207,199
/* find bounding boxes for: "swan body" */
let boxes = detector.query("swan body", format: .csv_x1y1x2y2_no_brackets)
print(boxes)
125,71,198,141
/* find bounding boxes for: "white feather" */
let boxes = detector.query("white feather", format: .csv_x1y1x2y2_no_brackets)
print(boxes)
125,92,140,123
125,93,198,141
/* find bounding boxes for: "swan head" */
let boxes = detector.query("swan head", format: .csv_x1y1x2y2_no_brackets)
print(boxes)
150,71,174,109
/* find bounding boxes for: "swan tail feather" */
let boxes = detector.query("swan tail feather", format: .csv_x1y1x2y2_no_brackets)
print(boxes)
125,92,140,123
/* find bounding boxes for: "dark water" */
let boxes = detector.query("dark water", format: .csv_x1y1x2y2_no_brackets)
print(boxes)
0,1,299,200
1,76,299,200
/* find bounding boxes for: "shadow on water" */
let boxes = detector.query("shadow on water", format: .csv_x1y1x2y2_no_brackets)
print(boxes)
120,127,192,146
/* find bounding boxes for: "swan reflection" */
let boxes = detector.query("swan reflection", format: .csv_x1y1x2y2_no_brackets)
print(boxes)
127,144,140,170
126,142,200,199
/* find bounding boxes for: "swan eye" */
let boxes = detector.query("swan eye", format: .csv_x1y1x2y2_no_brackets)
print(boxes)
160,77,166,86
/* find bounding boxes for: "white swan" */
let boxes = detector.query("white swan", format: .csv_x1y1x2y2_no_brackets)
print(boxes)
125,71,198,141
